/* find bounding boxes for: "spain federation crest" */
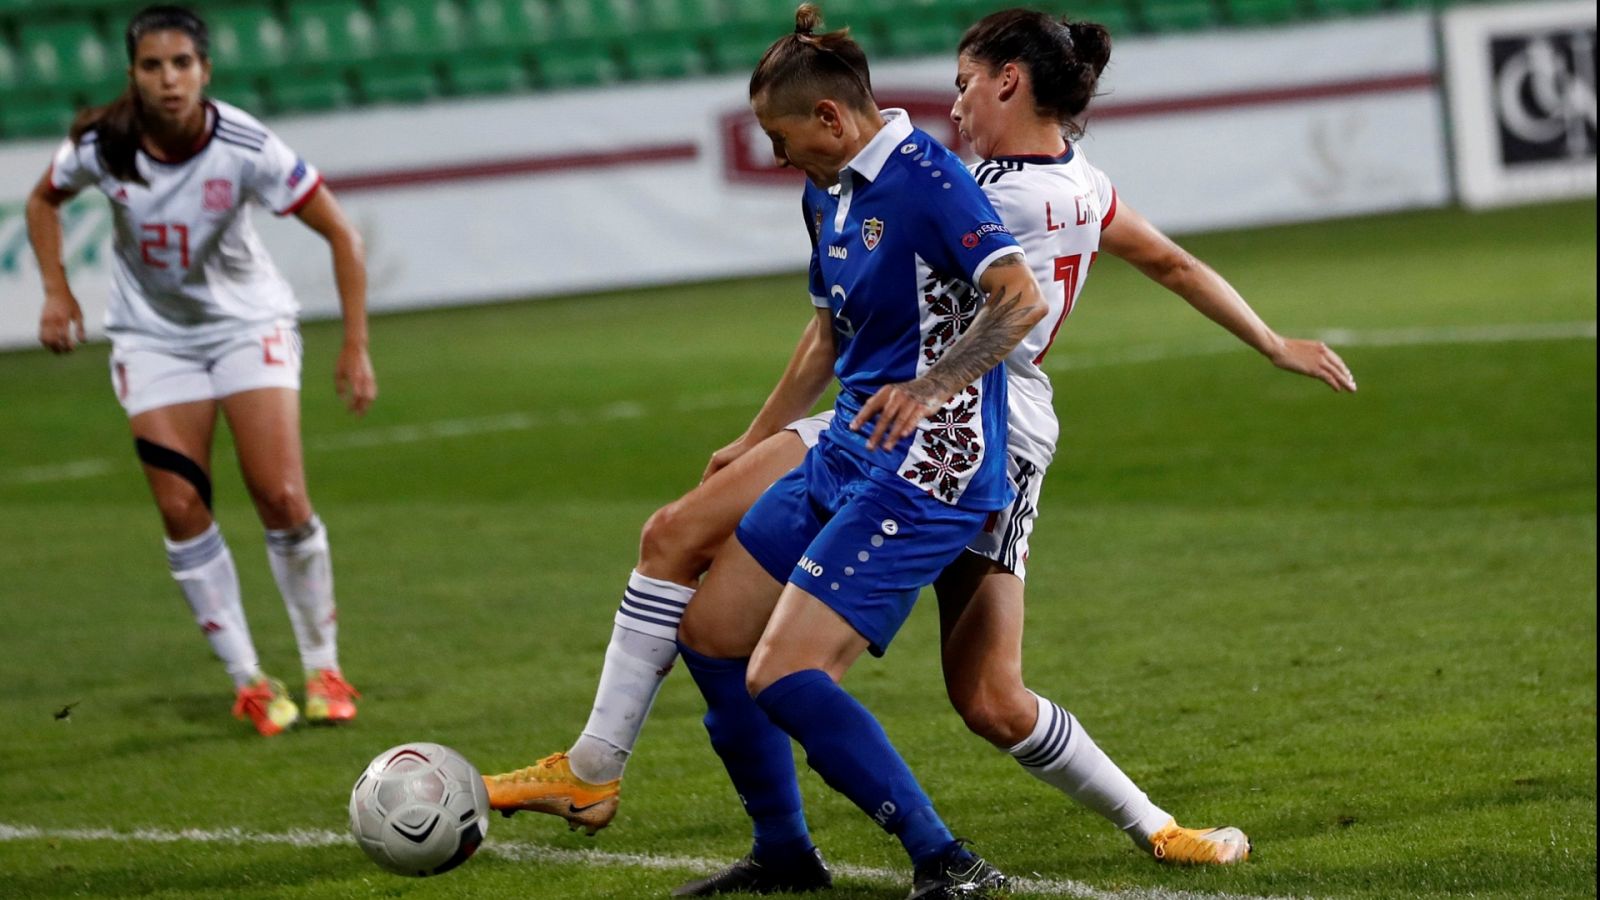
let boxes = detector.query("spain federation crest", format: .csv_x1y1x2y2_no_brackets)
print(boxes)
862,217,884,251
202,178,234,213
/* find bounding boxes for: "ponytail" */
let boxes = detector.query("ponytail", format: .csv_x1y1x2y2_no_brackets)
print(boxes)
749,3,875,116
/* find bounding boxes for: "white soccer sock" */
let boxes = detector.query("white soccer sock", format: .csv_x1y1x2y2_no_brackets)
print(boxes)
167,523,261,689
568,570,691,784
265,515,339,674
1009,691,1173,844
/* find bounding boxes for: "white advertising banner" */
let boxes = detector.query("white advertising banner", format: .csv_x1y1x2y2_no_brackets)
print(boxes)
0,13,1449,350
1442,0,1597,208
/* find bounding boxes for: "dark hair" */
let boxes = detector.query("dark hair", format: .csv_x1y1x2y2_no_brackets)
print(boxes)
69,5,210,185
748,3,875,116
958,8,1111,139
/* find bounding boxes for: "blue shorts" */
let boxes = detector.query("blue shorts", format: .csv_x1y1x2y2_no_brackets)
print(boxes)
735,438,989,656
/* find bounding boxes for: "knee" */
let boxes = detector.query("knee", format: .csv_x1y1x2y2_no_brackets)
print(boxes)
252,481,311,528
153,487,212,538
639,500,719,582
950,681,1037,749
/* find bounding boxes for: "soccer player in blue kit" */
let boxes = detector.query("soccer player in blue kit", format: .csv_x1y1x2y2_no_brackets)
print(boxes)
666,6,1046,897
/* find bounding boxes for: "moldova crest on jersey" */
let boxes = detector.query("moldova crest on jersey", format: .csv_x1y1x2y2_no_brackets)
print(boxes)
862,217,884,251
202,178,234,212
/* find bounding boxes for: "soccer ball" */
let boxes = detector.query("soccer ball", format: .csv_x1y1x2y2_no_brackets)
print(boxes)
348,742,490,877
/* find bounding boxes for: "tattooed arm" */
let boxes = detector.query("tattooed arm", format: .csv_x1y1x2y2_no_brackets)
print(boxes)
851,252,1046,451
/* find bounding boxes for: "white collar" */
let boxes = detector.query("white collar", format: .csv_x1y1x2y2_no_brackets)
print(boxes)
842,108,913,183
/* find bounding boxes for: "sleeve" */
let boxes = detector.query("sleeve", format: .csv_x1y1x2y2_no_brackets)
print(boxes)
913,154,1023,286
1088,161,1118,228
246,129,324,216
49,138,98,194
802,192,828,308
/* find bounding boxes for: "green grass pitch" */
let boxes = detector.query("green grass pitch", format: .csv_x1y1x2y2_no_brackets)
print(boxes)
0,200,1593,899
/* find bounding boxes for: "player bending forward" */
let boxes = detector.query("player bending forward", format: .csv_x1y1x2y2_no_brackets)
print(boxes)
484,2,1353,877
26,5,373,736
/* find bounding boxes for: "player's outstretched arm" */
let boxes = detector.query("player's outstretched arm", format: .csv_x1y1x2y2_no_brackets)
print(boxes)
852,254,1047,451
296,186,378,415
26,171,85,355
1101,200,1356,393
704,308,836,481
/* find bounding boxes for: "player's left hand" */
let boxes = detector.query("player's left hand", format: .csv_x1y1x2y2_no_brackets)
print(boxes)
1270,338,1357,392
336,342,378,415
850,382,941,451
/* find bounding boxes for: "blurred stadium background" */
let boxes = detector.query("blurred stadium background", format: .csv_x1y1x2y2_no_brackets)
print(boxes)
0,1,1594,898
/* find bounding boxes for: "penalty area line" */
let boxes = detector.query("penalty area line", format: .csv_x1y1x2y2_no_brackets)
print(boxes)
0,822,1306,900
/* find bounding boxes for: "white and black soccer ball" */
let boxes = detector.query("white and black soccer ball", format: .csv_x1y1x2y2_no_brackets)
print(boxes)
348,742,490,877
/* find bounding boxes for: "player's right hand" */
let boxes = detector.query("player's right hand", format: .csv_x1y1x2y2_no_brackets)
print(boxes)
702,434,758,483
39,291,85,354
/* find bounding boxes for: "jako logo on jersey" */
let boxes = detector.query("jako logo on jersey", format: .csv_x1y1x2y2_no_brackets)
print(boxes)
287,158,308,189
202,179,234,213
862,217,884,251
828,245,848,259
798,556,825,578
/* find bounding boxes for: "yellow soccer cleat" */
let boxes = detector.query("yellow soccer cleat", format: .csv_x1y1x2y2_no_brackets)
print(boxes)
482,752,621,835
1148,820,1252,865
231,676,300,737
304,669,360,724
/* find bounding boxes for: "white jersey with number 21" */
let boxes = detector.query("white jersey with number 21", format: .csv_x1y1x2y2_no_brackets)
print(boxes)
50,99,324,350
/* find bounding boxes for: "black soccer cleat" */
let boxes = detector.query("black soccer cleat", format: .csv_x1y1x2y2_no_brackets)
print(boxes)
906,841,1008,899
671,847,833,896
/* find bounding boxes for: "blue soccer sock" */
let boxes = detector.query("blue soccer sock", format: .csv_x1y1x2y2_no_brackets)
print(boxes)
756,669,956,866
678,643,812,862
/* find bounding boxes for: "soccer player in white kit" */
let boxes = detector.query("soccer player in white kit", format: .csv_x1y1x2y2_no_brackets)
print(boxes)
485,4,1356,869
25,5,375,737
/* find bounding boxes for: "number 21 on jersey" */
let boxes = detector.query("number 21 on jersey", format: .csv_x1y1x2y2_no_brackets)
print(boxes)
140,223,190,269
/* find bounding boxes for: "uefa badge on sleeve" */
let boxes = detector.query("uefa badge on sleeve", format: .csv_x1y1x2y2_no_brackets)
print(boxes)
862,217,884,251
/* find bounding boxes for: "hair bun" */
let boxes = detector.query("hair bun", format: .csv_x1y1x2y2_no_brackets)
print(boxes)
794,2,823,35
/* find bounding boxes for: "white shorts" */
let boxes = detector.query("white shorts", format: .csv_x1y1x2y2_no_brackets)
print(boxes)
784,409,1047,581
110,319,302,417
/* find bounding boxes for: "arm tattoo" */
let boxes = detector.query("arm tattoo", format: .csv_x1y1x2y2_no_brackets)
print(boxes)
907,276,1036,405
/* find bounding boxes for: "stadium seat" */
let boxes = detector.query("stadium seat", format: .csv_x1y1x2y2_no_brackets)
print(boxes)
705,24,784,72
286,0,382,63
634,0,719,32
18,18,118,88
0,35,25,90
547,0,635,39
1307,0,1386,13
1137,0,1223,31
1069,0,1139,36
0,88,74,139
207,72,267,114
266,68,353,112
441,51,528,94
530,39,618,88
626,29,705,80
875,8,964,56
1226,0,1304,25
376,0,472,58
207,5,293,74
465,0,550,50
355,57,440,104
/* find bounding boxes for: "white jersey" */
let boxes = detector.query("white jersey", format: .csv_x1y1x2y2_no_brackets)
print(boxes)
970,147,1117,468
50,99,324,349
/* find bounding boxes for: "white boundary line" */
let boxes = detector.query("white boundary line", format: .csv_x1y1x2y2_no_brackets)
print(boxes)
4,320,1593,487
0,823,1305,900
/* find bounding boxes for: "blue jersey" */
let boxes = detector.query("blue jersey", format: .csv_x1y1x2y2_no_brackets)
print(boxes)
802,110,1024,511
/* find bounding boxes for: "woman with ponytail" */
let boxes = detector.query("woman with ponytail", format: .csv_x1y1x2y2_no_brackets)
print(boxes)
26,6,373,738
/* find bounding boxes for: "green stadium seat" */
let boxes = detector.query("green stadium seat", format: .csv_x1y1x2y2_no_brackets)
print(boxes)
356,57,440,103
548,0,634,39
721,0,799,27
1226,0,1303,25
465,0,550,50
705,25,779,73
0,88,74,139
1138,0,1223,31
206,72,267,113
267,68,353,112
18,19,118,88
1307,0,1384,13
875,9,964,56
1,37,26,90
207,5,293,74
376,0,472,59
530,39,618,88
287,0,382,64
1067,0,1139,36
441,51,528,94
635,0,719,32
626,29,704,80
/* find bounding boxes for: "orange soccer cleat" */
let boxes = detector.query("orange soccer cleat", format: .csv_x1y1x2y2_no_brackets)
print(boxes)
304,669,360,724
482,752,621,835
231,676,300,737
1148,820,1252,865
